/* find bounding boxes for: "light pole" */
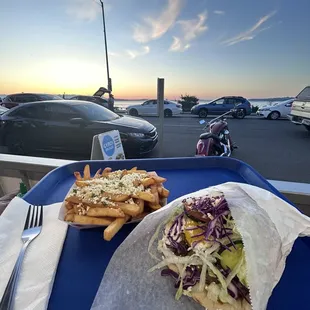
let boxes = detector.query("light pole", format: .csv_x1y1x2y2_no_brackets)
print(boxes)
99,0,112,92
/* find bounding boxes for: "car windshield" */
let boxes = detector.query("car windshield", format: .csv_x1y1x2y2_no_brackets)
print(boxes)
207,98,220,104
74,103,119,121
40,94,62,100
297,87,310,100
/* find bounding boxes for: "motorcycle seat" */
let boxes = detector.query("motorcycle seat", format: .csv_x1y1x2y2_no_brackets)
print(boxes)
199,133,220,141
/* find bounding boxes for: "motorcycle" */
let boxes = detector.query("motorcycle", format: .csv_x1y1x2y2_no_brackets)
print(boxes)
196,109,236,156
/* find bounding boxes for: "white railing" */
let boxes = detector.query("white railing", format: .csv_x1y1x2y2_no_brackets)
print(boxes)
0,154,309,214
0,154,75,196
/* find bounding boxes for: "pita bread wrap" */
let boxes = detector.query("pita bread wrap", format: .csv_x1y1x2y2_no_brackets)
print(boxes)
92,183,310,310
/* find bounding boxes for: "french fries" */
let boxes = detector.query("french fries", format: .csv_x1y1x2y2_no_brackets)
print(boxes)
83,164,91,180
73,215,113,226
104,215,130,241
63,165,170,241
114,202,141,216
141,178,155,187
132,192,156,203
136,199,144,214
87,207,125,218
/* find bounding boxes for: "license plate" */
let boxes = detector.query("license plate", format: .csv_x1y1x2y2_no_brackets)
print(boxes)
302,119,310,126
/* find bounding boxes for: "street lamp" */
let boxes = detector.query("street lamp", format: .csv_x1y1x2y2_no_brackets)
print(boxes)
99,0,112,92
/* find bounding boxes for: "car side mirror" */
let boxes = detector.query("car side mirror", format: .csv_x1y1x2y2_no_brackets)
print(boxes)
69,117,87,125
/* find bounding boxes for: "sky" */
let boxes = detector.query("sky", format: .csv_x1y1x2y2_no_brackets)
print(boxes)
0,0,309,99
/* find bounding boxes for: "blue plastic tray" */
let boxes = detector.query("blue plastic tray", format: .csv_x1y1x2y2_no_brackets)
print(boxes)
23,157,310,310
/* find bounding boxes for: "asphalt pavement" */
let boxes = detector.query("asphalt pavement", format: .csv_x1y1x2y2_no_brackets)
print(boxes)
143,115,310,183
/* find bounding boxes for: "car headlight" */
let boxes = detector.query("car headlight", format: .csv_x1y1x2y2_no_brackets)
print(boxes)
128,132,145,138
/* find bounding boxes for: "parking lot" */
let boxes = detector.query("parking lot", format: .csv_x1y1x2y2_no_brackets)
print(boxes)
1,114,309,183
144,115,310,183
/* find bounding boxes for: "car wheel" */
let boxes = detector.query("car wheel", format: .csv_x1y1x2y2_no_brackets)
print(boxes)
6,134,26,155
198,109,208,118
129,109,138,116
304,125,310,132
164,109,172,117
268,111,280,120
235,109,246,119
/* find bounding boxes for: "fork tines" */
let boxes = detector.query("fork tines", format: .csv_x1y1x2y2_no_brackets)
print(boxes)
24,205,43,230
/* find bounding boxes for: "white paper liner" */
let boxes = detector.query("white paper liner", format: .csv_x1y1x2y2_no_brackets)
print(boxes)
91,182,310,310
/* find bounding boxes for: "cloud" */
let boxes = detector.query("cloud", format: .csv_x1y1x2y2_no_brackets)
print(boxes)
169,37,191,51
126,46,150,59
214,10,225,15
169,11,208,52
66,0,101,21
222,11,276,46
108,52,121,57
133,0,183,43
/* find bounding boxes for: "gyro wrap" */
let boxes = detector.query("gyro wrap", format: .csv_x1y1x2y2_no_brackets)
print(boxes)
91,182,310,310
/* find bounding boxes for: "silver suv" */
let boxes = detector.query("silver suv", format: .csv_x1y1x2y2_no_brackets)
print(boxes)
288,86,310,131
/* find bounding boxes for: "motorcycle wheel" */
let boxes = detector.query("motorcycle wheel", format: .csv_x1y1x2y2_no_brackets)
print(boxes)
235,109,246,119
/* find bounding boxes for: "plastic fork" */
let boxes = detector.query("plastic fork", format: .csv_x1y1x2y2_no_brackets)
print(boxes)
0,205,43,310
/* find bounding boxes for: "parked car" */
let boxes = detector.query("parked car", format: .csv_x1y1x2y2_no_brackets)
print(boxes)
1,93,62,109
191,96,252,119
70,95,109,109
257,99,294,120
0,106,8,115
0,100,158,158
288,86,310,131
126,100,182,117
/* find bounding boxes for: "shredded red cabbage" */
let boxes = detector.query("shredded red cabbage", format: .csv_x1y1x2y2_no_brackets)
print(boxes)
166,213,188,255
228,282,239,299
161,266,201,289
220,267,250,304
182,195,236,251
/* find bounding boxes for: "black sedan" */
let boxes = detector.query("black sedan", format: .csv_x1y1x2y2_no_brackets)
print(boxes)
1,93,62,109
70,95,109,109
0,100,158,158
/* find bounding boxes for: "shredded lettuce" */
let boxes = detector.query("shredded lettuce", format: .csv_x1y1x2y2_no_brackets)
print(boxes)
198,263,207,292
199,255,227,291
219,288,239,307
175,263,188,300
148,221,164,261
213,252,223,260
149,254,202,273
148,206,183,261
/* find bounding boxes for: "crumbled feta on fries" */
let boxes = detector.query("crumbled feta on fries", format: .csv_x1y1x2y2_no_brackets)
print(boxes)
63,165,170,241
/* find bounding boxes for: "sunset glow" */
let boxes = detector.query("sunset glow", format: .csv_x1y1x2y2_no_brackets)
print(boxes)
0,0,309,99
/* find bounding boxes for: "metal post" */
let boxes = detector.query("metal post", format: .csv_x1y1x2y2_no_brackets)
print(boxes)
157,78,164,157
99,0,112,91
